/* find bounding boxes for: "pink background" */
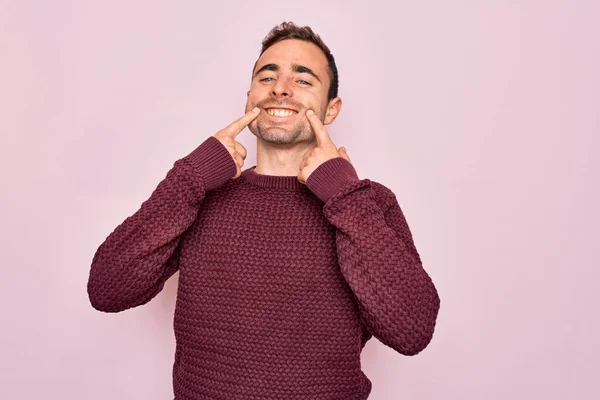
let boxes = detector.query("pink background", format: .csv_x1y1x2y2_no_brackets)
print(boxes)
1,1,598,399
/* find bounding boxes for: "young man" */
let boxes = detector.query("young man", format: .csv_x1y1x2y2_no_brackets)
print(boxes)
88,21,440,400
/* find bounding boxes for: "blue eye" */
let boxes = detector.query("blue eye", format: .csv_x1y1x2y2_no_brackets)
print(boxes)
298,80,311,85
260,77,274,82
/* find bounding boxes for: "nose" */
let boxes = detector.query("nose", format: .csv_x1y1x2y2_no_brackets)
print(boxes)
271,77,293,98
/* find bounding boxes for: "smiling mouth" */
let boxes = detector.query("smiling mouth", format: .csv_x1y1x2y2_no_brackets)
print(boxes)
265,108,298,117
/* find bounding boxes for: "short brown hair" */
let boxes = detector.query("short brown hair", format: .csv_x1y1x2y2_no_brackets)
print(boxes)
253,21,339,101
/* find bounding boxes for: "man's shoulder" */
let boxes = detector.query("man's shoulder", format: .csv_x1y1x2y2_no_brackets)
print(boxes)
202,175,246,201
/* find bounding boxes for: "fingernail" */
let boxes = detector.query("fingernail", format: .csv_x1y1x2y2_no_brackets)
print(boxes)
306,109,314,116
252,107,260,113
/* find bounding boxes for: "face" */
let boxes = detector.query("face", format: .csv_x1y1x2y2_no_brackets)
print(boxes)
245,39,342,145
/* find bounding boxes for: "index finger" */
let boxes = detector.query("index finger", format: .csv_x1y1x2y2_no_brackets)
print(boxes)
306,109,332,146
224,107,261,137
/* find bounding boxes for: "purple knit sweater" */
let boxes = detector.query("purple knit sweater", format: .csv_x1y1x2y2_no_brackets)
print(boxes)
87,136,440,399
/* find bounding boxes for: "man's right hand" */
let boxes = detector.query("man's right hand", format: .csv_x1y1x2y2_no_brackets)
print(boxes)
213,107,260,179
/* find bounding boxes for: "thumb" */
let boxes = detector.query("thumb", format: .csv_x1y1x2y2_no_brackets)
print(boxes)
339,146,351,162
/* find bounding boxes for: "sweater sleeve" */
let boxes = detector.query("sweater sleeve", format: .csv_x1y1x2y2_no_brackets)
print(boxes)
306,157,440,356
87,136,237,313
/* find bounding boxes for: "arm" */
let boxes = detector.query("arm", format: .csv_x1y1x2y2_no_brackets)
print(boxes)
306,157,440,355
87,136,236,312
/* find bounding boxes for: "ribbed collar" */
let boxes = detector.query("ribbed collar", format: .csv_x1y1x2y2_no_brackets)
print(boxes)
241,166,305,190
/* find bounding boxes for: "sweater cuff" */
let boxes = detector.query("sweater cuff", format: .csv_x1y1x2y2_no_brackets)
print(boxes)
181,136,237,192
306,157,359,203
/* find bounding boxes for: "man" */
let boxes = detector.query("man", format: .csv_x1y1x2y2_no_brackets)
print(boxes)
88,21,440,400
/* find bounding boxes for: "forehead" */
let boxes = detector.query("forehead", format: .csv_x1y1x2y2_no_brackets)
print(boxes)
254,39,329,78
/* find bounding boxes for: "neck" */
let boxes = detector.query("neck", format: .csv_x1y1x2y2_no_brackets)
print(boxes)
254,137,317,176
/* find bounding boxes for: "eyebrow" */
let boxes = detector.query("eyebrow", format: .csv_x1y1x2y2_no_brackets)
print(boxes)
254,63,321,83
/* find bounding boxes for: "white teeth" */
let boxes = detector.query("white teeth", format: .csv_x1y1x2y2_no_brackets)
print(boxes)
267,108,296,117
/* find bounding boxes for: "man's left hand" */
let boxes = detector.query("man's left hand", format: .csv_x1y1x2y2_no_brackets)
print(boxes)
298,109,351,184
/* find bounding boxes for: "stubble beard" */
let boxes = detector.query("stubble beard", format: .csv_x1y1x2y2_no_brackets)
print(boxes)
254,120,309,145
245,100,326,145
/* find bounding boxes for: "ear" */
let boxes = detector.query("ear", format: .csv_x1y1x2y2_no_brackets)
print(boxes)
323,97,342,125
247,90,250,98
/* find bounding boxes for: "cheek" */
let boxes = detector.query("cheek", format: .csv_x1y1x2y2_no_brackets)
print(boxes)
247,90,263,107
302,92,323,109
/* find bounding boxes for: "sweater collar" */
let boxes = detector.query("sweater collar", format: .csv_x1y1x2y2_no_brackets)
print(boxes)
241,166,305,190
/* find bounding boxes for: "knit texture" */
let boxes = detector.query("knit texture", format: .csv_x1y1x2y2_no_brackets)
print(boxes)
87,136,440,400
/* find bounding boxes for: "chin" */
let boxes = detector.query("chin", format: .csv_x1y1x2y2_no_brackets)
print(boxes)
257,126,303,145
